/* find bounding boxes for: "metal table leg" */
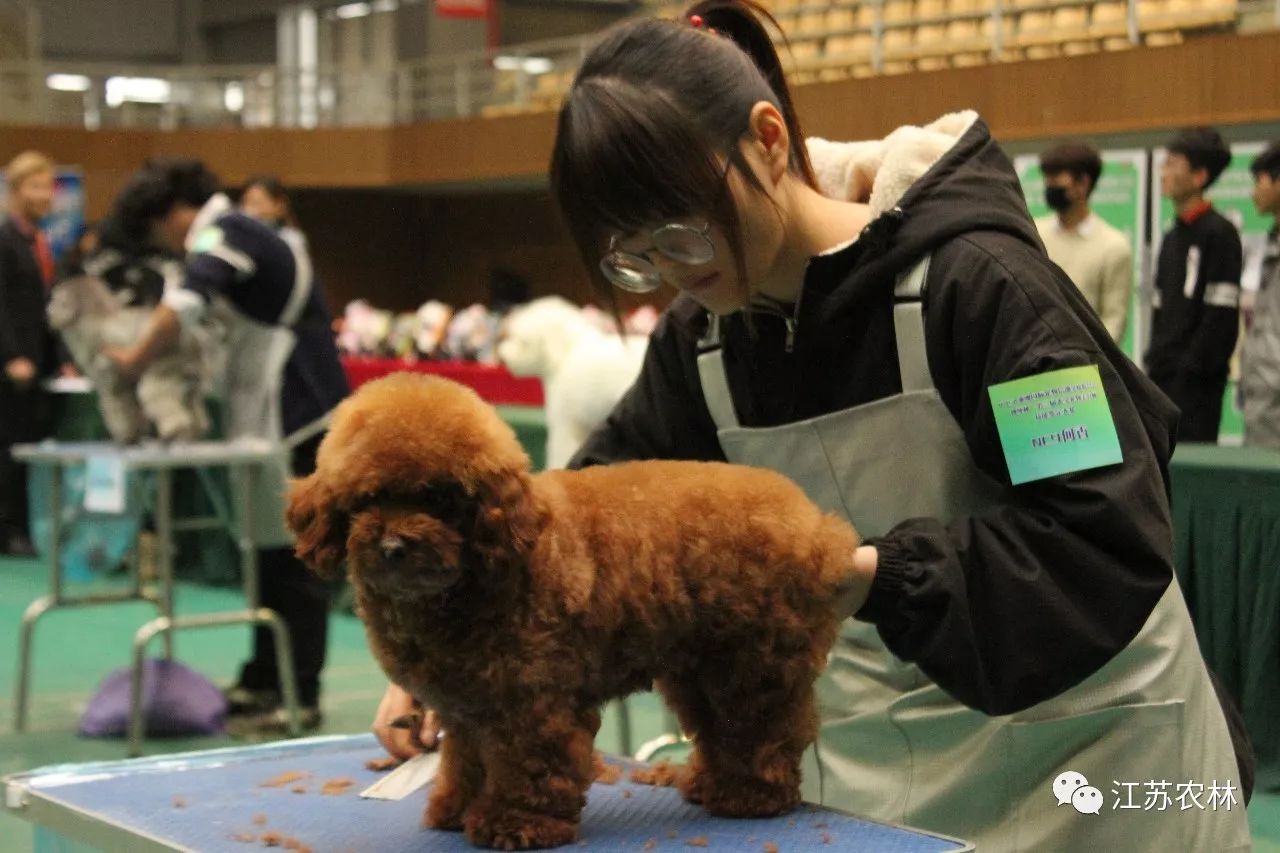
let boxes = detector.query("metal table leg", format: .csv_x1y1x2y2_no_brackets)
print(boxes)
127,616,171,757
615,699,633,758
154,469,175,662
14,464,62,733
237,462,300,737
130,470,164,615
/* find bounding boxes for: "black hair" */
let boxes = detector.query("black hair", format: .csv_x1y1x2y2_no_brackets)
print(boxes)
1251,142,1280,181
244,174,288,203
242,173,298,227
1167,127,1232,191
1039,142,1103,195
113,158,220,243
550,0,815,303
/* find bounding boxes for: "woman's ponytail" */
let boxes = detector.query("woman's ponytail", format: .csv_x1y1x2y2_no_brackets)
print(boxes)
684,1,816,189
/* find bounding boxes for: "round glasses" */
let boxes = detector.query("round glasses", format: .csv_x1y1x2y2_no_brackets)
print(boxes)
599,222,715,293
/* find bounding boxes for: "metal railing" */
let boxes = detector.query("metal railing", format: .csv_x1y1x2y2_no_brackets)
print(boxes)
0,0,1274,130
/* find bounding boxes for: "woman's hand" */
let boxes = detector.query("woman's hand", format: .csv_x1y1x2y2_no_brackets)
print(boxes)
372,682,442,761
834,545,878,619
5,357,35,387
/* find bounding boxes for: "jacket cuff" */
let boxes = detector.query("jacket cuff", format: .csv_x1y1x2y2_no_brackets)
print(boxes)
854,537,911,624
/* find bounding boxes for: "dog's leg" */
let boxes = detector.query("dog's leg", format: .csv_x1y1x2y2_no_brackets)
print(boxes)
425,723,484,832
462,704,595,851
694,669,819,818
653,675,715,805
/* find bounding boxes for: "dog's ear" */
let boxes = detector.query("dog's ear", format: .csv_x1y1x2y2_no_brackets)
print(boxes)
287,474,349,579
470,469,543,584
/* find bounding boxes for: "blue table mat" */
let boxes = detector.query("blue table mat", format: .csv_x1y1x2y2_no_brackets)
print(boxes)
11,735,969,852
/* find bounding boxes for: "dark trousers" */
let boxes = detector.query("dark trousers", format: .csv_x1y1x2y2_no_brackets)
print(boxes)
235,433,329,707
0,383,49,540
237,545,330,707
1152,371,1227,444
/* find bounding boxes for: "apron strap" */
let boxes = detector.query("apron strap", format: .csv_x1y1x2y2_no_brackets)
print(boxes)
893,255,934,394
697,254,934,428
284,410,333,450
279,234,314,328
695,313,742,431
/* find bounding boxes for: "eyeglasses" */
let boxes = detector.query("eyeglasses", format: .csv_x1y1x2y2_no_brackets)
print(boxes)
599,222,715,293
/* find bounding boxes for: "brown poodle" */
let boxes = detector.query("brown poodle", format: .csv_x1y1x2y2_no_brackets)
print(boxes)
288,373,860,851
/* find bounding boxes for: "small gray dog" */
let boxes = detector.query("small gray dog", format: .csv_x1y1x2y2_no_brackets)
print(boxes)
48,276,212,444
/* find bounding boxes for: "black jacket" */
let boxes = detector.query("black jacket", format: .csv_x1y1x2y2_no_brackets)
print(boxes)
571,118,1182,716
179,208,349,434
0,216,56,375
1146,206,1242,383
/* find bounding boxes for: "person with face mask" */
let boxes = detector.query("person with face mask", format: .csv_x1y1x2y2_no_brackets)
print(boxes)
0,151,58,556
371,3,1254,848
1035,142,1133,343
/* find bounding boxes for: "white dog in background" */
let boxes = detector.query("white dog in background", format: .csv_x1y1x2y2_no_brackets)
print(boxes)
498,296,648,469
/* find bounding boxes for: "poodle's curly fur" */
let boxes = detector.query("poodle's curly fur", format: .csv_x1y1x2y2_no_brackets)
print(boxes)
288,374,859,850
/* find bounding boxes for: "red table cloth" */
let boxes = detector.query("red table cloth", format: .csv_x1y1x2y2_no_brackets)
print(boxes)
341,357,545,406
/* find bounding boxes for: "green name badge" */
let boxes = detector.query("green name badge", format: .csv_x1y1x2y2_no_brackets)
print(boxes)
988,365,1123,485
191,225,224,254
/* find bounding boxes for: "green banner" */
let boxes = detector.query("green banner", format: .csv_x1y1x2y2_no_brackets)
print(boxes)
1016,151,1146,360
1151,143,1269,442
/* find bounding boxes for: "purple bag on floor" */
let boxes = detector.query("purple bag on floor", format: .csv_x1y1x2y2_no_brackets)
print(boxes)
79,659,227,738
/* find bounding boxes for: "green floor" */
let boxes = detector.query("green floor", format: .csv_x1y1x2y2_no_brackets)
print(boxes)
1,553,1278,852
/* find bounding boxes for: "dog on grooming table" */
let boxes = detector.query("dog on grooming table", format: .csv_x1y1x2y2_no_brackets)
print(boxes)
287,373,866,850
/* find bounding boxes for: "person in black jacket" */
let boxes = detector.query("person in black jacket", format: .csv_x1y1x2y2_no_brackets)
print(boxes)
374,2,1254,847
1146,128,1242,443
104,159,349,733
0,151,58,556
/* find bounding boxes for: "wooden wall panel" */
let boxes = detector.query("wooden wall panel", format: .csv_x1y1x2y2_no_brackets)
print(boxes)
389,112,557,185
161,127,395,187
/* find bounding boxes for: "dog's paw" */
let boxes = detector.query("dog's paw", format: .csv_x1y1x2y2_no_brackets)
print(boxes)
464,807,579,851
700,777,801,819
676,764,706,805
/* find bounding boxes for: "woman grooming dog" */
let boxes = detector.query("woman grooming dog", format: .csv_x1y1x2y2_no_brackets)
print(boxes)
375,2,1252,849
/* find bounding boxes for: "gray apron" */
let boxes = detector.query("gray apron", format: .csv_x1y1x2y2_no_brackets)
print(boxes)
215,233,315,548
696,256,1250,851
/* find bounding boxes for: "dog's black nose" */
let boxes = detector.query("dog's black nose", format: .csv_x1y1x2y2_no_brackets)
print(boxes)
381,536,407,561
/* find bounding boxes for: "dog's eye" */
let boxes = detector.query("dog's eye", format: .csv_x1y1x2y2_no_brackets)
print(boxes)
421,481,472,520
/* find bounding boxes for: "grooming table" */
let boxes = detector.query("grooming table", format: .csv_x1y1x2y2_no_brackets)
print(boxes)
10,440,303,757
3,735,973,852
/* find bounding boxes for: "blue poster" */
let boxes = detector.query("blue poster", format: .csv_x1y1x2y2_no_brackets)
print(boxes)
46,168,86,260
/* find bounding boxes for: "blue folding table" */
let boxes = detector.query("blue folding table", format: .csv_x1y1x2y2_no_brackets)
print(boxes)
4,734,973,852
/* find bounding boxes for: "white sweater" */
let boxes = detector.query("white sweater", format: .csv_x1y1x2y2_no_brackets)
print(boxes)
1036,213,1133,342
